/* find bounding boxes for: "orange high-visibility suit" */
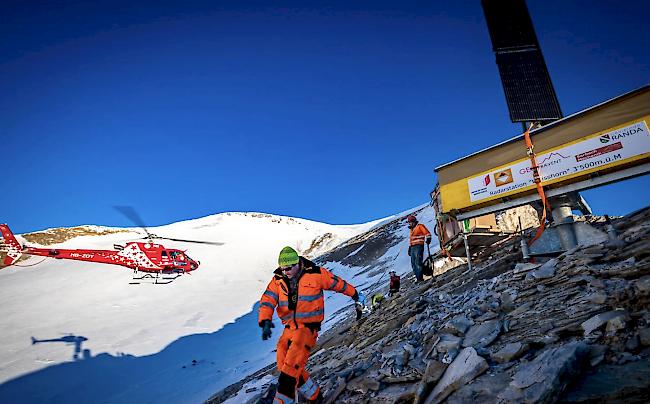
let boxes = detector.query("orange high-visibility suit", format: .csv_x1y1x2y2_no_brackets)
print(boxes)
259,257,358,403
409,222,432,282
409,223,431,246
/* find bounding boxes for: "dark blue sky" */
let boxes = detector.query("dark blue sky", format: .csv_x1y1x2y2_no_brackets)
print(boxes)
2,1,649,233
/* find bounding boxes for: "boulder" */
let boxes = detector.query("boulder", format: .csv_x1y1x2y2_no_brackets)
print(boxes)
462,319,501,349
424,347,488,403
587,344,609,367
529,258,557,279
371,383,417,403
435,334,462,353
586,291,607,305
634,275,650,295
475,310,498,322
442,348,459,364
423,360,447,384
492,342,529,363
625,334,639,351
500,341,590,403
446,370,511,404
441,316,473,336
499,291,516,313
560,356,650,402
414,360,448,404
605,315,628,335
638,328,650,346
346,376,380,394
581,310,629,335
513,262,542,274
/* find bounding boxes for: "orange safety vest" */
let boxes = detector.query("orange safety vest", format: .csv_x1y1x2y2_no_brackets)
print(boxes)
259,257,357,329
409,223,431,246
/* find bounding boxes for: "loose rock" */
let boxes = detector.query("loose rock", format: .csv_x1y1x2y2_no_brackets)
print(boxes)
425,347,488,403
492,342,529,363
501,342,590,403
462,319,501,349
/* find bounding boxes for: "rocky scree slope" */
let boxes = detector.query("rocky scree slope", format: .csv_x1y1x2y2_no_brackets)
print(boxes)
211,206,650,403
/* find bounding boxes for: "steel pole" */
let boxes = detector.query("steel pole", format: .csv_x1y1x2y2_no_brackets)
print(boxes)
463,233,473,271
551,203,578,250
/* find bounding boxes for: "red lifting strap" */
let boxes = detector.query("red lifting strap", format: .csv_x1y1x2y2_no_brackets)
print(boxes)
523,123,551,245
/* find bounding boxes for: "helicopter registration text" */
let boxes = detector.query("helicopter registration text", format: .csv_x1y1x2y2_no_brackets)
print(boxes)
70,252,95,259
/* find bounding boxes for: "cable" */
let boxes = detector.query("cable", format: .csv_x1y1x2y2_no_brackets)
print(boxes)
14,258,47,267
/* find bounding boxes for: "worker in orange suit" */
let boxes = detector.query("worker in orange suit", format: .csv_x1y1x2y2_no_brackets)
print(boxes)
259,246,365,404
407,214,431,282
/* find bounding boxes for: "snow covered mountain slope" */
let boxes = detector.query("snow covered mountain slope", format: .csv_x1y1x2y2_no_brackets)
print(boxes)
212,204,438,402
0,211,395,404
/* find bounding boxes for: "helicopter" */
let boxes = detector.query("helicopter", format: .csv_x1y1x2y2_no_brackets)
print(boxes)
0,207,222,284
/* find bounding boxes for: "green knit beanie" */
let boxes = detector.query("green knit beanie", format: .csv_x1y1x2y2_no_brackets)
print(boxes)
278,246,299,267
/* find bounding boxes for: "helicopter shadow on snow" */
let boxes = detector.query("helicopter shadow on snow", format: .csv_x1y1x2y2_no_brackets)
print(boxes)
30,334,92,362
0,302,280,403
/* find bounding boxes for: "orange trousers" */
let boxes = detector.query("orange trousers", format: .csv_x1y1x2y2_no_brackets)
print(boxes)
276,326,318,380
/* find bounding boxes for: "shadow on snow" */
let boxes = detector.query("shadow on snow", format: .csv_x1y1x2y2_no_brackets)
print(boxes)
31,335,91,362
0,302,279,404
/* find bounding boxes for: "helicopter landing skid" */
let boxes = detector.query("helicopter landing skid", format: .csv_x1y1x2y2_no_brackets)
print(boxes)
129,271,182,285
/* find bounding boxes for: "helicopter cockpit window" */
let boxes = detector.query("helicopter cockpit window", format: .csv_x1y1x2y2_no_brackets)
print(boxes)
162,251,168,257
168,251,186,261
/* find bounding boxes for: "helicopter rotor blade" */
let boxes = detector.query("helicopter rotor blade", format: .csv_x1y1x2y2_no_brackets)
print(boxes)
150,236,224,246
114,206,223,246
114,206,153,240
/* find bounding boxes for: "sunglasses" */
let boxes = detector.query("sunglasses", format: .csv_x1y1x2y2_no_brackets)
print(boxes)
281,264,297,272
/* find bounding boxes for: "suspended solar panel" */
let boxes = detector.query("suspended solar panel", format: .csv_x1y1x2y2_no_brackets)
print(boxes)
496,50,563,122
481,0,563,123
481,0,538,51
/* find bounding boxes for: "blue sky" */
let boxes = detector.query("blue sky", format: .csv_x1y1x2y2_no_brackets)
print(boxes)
2,0,649,233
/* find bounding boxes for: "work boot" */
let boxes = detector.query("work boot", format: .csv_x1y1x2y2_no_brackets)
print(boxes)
304,390,323,404
273,392,295,404
297,377,320,402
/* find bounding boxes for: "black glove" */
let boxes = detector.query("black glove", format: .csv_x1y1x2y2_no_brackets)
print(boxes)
426,238,431,245
260,320,274,340
408,246,412,255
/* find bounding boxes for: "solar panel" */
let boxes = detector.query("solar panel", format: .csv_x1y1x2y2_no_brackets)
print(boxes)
496,50,563,122
481,0,538,51
481,0,563,122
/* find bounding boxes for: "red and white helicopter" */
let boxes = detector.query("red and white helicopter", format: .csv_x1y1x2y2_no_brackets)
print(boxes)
0,207,222,284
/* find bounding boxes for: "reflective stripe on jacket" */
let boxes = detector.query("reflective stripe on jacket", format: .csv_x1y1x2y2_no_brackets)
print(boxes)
409,223,431,246
258,256,357,328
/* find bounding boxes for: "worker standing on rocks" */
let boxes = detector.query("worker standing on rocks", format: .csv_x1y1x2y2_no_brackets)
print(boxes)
258,246,365,404
407,215,431,282
389,270,400,295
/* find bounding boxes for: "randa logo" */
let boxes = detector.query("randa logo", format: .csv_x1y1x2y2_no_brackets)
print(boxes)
600,126,643,144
